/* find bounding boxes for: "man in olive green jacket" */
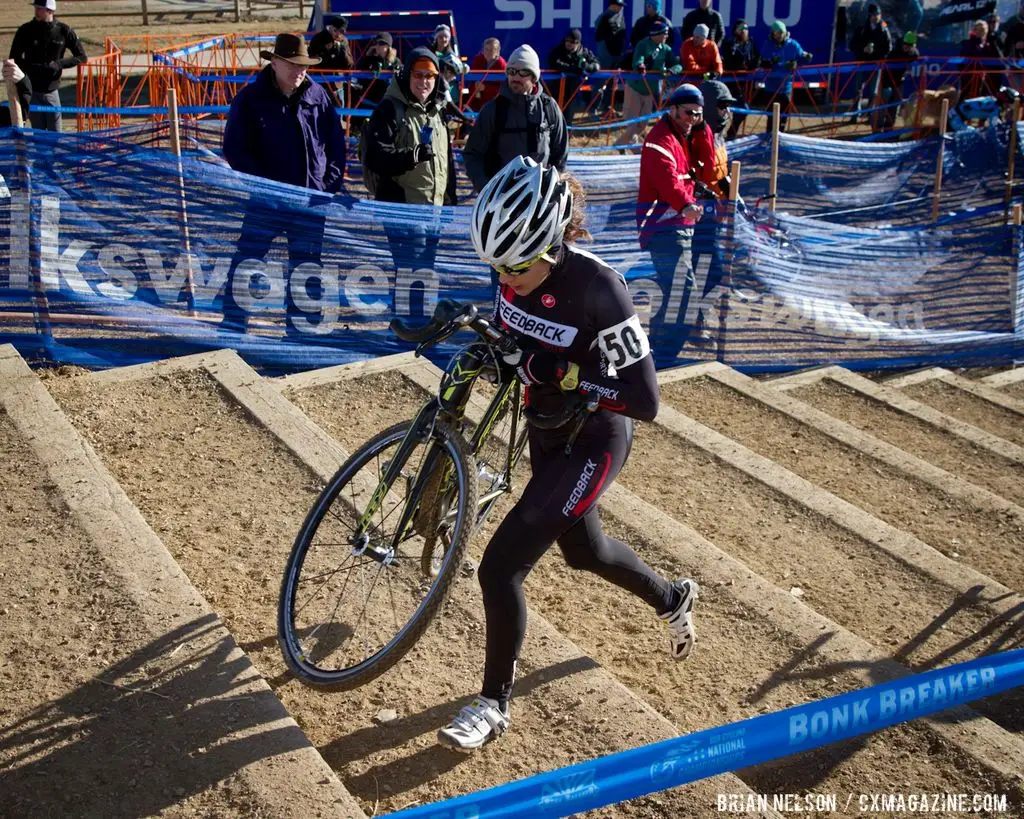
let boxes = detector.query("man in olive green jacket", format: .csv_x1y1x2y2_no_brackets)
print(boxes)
364,46,456,206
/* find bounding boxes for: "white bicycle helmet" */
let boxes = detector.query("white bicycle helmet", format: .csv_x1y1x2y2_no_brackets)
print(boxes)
471,156,573,271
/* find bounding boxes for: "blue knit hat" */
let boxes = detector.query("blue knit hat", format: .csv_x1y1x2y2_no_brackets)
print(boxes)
649,21,670,36
667,83,703,107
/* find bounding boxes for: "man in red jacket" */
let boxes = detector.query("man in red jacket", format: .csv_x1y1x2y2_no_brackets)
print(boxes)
636,83,716,366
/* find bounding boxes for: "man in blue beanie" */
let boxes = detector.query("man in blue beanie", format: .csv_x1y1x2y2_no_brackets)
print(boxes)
631,0,675,49
636,83,717,364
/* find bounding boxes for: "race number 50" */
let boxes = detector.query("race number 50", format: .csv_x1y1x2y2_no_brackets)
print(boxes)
599,315,650,369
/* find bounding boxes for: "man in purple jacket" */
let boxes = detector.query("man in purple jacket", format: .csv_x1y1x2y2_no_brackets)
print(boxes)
221,33,347,337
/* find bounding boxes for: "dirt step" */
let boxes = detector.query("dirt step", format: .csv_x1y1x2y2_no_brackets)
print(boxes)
44,349,778,819
0,346,366,819
282,360,1024,814
981,367,1024,397
882,368,1024,448
634,371,1024,737
772,366,1024,508
656,365,1024,596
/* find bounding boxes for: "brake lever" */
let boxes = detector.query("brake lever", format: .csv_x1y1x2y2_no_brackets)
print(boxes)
413,304,478,356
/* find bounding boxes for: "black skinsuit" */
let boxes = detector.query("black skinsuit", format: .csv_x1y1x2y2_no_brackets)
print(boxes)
479,244,676,707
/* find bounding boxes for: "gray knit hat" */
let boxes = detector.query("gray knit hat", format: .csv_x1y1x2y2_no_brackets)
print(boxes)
507,44,541,80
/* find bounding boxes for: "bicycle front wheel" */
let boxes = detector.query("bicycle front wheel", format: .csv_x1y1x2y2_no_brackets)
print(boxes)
278,419,478,690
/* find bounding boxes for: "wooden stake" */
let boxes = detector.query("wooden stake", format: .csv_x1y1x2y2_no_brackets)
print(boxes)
769,102,780,213
931,97,949,223
141,0,149,26
1005,97,1020,216
167,87,197,316
1013,204,1022,335
5,79,23,128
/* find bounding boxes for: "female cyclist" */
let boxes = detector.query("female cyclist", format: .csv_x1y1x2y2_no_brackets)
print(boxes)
437,156,699,751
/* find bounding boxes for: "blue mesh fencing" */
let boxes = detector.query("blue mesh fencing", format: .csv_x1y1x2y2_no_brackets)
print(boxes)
0,124,1020,373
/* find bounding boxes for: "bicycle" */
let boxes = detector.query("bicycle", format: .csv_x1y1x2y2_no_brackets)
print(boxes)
277,298,594,689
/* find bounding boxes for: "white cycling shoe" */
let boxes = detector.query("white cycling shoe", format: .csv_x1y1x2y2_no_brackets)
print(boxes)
437,696,510,752
660,579,699,660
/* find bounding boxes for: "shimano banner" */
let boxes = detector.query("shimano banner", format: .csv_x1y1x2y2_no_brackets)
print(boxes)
322,0,840,74
0,126,1020,373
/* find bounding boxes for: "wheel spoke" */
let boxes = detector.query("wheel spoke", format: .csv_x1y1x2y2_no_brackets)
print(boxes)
279,420,478,688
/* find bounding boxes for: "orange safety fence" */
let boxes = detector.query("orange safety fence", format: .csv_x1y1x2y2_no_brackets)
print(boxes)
74,35,1024,144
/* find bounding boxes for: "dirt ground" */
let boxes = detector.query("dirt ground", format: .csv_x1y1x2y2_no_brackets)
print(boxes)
13,360,1019,818
39,367,742,818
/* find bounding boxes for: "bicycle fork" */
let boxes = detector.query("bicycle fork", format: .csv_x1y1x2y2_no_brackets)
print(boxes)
352,402,444,564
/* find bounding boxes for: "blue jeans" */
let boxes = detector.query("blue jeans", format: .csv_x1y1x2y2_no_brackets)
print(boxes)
645,227,695,368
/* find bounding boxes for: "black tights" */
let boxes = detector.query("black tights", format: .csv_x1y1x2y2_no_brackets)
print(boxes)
477,412,675,707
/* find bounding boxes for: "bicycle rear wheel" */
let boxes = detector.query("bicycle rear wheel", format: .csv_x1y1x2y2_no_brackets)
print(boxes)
278,419,478,690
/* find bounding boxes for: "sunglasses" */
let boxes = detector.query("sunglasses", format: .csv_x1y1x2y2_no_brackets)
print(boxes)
676,107,703,117
495,248,551,277
506,68,535,78
411,70,438,80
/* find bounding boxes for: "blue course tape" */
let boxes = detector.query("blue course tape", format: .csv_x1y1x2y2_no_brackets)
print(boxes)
392,649,1024,818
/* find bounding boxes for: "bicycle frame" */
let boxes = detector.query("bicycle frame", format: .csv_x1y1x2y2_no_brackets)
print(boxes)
352,341,529,558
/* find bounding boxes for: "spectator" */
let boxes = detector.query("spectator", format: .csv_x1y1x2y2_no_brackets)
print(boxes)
681,24,723,79
364,47,454,205
594,0,627,69
463,44,568,192
636,83,715,365
877,30,918,130
1006,2,1024,60
760,21,812,133
468,38,506,111
1,59,32,127
721,18,760,138
548,28,600,123
431,24,466,74
698,79,734,196
631,0,675,50
849,3,891,120
355,32,400,106
690,78,735,343
681,0,724,46
438,51,473,125
364,48,455,301
615,22,682,149
220,33,347,337
9,0,86,132
309,15,353,70
960,20,1000,98
987,14,1009,57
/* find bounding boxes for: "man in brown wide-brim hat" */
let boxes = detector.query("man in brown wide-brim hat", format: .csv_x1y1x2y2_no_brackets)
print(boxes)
220,31,346,337
259,32,321,66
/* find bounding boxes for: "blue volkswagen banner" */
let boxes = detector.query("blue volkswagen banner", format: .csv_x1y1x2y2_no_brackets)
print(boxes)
320,0,841,74
0,126,1020,373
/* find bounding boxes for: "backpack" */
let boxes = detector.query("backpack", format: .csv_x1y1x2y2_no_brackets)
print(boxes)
485,93,560,178
358,97,407,197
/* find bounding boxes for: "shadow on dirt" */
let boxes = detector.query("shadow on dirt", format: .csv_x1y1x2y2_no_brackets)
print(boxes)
0,613,313,818
318,655,600,802
735,589,1024,802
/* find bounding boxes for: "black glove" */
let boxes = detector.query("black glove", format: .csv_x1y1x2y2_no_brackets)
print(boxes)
502,349,580,390
785,60,797,71
414,143,435,164
804,52,813,62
